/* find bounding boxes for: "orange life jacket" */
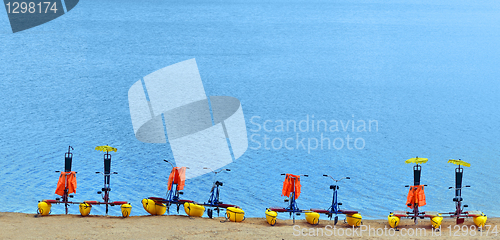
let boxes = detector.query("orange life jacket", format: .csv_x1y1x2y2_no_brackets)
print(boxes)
55,171,77,196
282,174,301,200
406,185,426,209
168,167,186,191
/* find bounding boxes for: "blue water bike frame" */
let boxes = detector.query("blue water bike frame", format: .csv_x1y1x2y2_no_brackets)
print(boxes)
309,175,360,225
202,167,239,218
269,173,308,224
147,160,195,214
325,175,349,215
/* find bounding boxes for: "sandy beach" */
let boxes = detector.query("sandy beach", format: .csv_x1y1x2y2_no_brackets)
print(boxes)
1,212,498,239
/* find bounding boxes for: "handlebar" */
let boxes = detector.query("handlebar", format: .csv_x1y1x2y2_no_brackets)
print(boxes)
323,174,350,182
203,167,230,175
164,159,190,169
449,185,470,190
164,159,174,169
406,184,428,188
281,173,308,177
95,172,118,175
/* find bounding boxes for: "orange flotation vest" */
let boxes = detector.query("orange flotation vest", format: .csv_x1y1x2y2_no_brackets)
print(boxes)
168,167,186,191
55,171,77,196
282,174,301,200
406,185,426,209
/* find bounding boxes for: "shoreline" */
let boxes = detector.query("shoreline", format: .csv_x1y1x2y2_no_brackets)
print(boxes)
1,212,498,239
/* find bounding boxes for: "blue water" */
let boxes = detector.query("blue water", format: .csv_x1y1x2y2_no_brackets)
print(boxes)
0,0,499,219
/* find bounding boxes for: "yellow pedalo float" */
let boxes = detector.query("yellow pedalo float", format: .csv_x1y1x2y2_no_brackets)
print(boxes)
184,202,205,217
226,207,245,222
121,203,132,218
305,212,320,225
142,199,166,216
37,201,52,216
265,209,278,226
346,213,362,227
430,214,443,229
388,213,400,228
79,202,92,216
473,213,487,228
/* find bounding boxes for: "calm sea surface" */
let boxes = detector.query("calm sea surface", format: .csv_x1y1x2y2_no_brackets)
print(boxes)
0,0,499,219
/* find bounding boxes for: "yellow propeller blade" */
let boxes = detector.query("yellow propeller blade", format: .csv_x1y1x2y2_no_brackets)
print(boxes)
95,145,117,152
448,159,470,167
405,157,428,164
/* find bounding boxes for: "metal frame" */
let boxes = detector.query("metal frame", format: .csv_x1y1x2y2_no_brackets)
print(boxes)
269,173,308,224
317,175,356,224
42,146,79,214
404,164,428,224
202,167,233,218
443,163,472,224
147,160,194,214
89,148,128,214
390,163,430,225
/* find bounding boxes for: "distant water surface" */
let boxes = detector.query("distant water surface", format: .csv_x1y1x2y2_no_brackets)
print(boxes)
0,0,499,219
